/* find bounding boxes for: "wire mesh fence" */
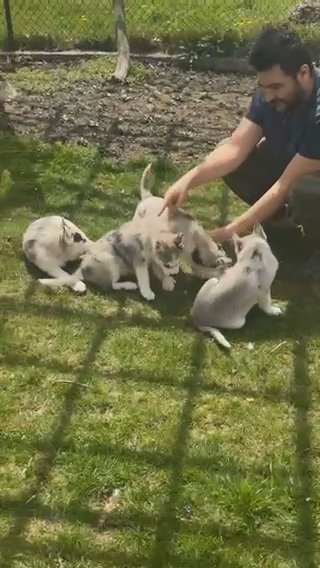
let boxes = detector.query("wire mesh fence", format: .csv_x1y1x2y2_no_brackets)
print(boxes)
1,1,320,53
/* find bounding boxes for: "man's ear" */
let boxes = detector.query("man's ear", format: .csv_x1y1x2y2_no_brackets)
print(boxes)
232,234,243,256
253,222,267,240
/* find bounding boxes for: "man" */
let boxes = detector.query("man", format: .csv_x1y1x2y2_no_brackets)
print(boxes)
161,26,320,269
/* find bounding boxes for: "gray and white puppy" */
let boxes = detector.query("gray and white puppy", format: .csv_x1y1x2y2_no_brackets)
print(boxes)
36,214,183,300
75,219,184,301
133,163,232,279
191,224,283,349
24,206,183,301
22,215,93,293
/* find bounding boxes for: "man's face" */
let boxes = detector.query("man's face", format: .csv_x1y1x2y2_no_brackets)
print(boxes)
257,64,308,112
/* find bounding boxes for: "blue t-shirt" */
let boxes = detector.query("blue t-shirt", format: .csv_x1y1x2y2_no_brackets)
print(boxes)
246,67,320,167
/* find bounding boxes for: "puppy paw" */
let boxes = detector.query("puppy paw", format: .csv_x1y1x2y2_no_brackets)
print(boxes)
141,288,155,301
72,280,86,294
38,278,51,287
266,304,284,316
162,276,175,291
121,282,138,290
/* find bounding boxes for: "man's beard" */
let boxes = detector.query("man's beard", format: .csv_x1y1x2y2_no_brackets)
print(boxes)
269,83,305,113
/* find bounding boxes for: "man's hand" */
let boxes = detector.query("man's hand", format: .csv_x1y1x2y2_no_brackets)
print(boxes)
158,181,189,215
210,224,236,243
223,153,320,234
158,118,262,216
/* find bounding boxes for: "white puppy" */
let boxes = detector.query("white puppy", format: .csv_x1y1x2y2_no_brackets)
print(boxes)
22,215,93,293
133,163,232,279
191,224,283,349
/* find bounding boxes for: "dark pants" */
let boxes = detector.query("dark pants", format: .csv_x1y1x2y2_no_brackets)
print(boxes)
221,138,320,237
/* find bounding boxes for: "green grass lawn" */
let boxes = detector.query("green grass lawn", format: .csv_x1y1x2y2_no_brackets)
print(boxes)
2,56,150,95
0,0,309,50
1,131,320,567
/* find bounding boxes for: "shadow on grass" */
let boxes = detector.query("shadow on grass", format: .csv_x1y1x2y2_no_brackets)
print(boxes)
0,332,299,567
292,338,316,568
1,266,320,342
149,336,205,567
0,498,298,567
0,133,145,226
0,299,317,566
0,321,108,567
0,141,318,566
0,290,317,412
0,133,46,218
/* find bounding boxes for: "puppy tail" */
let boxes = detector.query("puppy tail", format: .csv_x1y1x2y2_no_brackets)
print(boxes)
140,163,153,200
198,325,231,350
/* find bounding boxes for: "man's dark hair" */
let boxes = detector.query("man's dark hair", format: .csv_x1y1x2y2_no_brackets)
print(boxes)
249,25,313,76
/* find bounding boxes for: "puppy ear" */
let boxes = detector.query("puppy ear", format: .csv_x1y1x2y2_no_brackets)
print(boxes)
61,217,73,244
173,232,184,249
155,240,165,252
253,222,267,240
61,217,67,237
73,232,85,243
232,234,243,256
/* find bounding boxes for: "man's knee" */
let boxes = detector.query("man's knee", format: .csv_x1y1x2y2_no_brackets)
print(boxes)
290,174,320,217
291,173,320,194
221,139,278,205
289,174,320,234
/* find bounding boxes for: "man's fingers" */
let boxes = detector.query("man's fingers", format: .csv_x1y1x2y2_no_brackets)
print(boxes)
210,231,219,242
210,229,225,243
176,192,186,207
158,191,176,216
158,199,168,216
158,188,184,216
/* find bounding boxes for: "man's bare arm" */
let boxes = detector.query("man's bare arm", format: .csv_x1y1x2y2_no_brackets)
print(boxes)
214,153,320,239
159,118,262,212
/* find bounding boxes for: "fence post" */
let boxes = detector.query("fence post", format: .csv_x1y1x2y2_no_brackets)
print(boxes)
112,0,130,81
3,0,14,50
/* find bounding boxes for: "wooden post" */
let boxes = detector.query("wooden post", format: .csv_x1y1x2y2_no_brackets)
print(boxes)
3,0,14,50
1,0,17,101
112,0,130,82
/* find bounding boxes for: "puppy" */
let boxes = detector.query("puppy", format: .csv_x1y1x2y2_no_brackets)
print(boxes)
22,216,93,293
133,163,232,279
191,224,283,349
78,220,184,301
31,216,184,301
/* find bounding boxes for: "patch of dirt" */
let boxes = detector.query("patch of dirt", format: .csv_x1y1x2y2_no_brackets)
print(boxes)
289,2,320,24
1,60,255,164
